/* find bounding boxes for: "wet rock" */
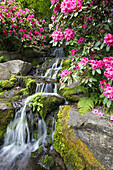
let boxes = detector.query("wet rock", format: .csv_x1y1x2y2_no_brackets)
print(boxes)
0,99,14,146
68,107,113,170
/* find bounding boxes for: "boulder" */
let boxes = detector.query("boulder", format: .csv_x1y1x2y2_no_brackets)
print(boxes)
0,60,32,80
53,105,106,170
68,108,113,170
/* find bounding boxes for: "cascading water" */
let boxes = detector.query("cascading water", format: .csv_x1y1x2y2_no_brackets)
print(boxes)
0,57,64,170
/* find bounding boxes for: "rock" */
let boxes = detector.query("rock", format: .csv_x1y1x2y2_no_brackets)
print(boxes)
53,105,106,170
0,60,32,80
68,107,113,170
0,100,14,146
0,51,22,60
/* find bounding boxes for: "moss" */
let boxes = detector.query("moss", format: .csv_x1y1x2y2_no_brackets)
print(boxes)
16,88,28,95
40,155,54,169
30,146,43,158
62,58,71,69
53,105,106,170
26,80,37,94
39,97,61,120
0,80,14,89
0,100,14,145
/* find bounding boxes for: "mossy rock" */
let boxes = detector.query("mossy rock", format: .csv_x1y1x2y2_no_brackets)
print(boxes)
39,95,64,119
26,80,37,94
62,58,71,69
0,100,14,145
40,155,54,169
0,80,14,90
16,88,28,96
53,105,106,170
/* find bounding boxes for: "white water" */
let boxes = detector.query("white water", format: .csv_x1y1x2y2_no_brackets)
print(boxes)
0,57,63,170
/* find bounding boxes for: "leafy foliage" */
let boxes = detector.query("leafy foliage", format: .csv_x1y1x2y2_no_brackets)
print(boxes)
78,97,94,115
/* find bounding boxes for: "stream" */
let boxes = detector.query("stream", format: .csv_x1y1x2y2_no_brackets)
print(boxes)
0,57,67,170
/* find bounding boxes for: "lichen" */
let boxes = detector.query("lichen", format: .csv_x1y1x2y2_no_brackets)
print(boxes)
53,105,106,170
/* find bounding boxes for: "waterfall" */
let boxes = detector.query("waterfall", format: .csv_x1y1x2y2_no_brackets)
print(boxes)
0,57,63,170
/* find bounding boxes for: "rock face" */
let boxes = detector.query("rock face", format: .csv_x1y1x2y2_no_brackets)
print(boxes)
53,105,105,170
0,60,32,80
0,100,14,146
68,108,113,170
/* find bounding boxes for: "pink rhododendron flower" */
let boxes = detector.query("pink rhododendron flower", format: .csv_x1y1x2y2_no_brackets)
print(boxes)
59,69,72,78
99,29,104,33
71,48,78,55
42,19,45,23
103,56,113,68
80,57,88,66
52,30,63,41
59,106,63,110
64,29,75,41
54,4,61,13
26,8,30,13
51,15,57,22
89,60,103,70
60,81,64,85
98,112,104,116
11,17,16,21
104,33,113,47
103,86,113,100
110,114,113,120
50,0,59,5
77,37,85,44
82,23,88,29
34,41,36,44
86,16,93,22
99,80,107,89
20,28,23,33
42,43,44,45
104,66,113,80
74,65,80,70
92,109,98,114
61,0,82,15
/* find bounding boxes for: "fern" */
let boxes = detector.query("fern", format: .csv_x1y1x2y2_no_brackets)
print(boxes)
78,97,94,116
63,86,88,96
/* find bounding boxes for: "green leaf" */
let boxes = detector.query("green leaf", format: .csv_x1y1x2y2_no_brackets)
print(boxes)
103,97,108,105
78,97,94,115
107,100,112,108
96,69,101,74
100,43,104,49
74,12,78,17
106,46,110,52
92,69,95,75
100,94,104,98
95,41,101,47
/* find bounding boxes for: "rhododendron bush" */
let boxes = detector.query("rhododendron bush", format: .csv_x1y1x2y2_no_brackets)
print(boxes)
50,0,113,113
0,0,46,51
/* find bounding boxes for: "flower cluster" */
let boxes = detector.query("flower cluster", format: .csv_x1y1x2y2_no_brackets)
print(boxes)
80,57,88,66
54,4,61,14
103,86,113,100
71,48,78,55
51,14,57,22
0,0,46,49
82,16,93,29
103,56,113,68
59,69,72,78
104,33,113,47
92,109,113,121
61,0,82,15
104,66,113,81
89,60,103,70
64,29,75,41
77,37,85,44
51,30,63,41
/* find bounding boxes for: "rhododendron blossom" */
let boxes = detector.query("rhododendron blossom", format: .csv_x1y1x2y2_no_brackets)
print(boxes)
89,60,103,70
104,66,113,80
71,48,78,55
77,37,85,44
104,33,113,47
103,86,113,100
51,15,57,22
64,29,75,41
59,69,72,78
103,56,113,68
80,57,88,66
54,4,61,13
61,0,82,15
52,30,63,41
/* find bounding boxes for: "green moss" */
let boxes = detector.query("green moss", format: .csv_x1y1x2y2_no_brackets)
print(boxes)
53,105,106,170
16,88,28,95
0,80,14,89
40,155,54,169
26,80,37,94
0,100,14,145
39,97,60,119
30,146,43,158
62,58,71,69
